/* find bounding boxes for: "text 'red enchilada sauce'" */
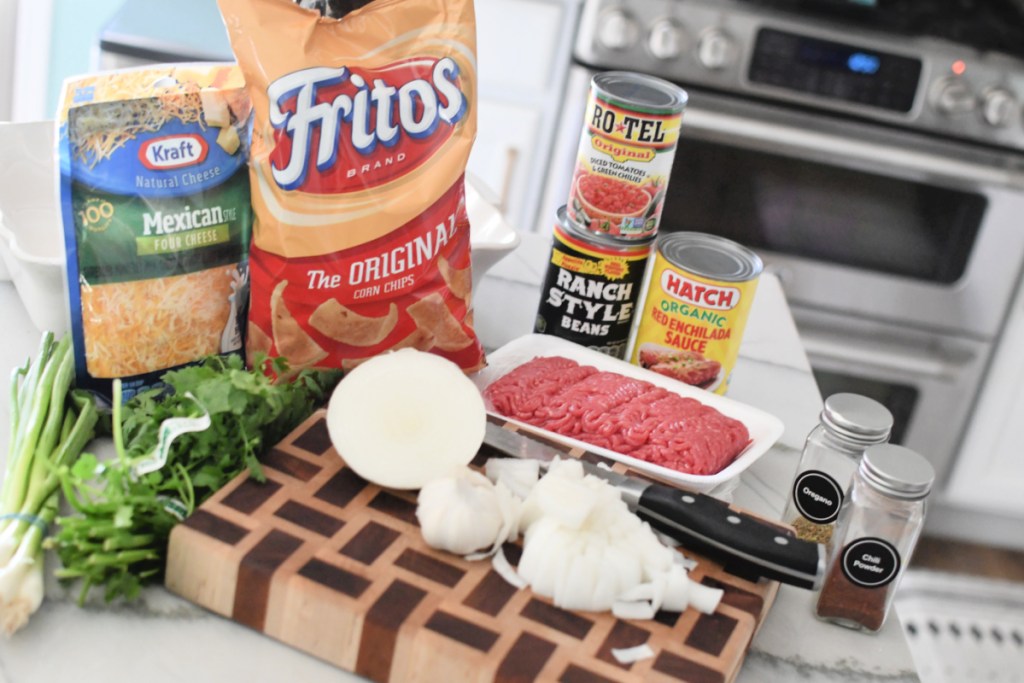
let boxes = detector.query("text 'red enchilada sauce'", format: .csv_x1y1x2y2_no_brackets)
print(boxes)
567,72,687,240
218,0,484,375
629,232,763,395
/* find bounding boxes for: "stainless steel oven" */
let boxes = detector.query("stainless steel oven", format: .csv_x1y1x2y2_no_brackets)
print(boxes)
542,0,1024,487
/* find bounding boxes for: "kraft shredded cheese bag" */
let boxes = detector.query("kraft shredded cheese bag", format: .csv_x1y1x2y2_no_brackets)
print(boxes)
218,0,485,374
57,64,253,401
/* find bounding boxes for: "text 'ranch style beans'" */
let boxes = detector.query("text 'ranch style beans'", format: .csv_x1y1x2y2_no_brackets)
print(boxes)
628,232,763,395
535,208,654,359
567,72,687,240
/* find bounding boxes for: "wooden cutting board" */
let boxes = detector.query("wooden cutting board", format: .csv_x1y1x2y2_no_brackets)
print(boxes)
165,410,782,683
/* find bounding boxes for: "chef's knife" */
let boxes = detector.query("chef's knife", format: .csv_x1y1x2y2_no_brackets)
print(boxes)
483,421,825,590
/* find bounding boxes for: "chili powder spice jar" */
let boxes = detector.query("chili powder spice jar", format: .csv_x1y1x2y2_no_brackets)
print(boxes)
814,443,934,633
783,393,893,544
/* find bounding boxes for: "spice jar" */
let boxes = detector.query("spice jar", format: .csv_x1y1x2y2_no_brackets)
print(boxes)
814,443,934,633
783,393,893,544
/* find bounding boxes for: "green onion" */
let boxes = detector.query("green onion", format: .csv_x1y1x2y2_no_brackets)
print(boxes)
0,334,98,634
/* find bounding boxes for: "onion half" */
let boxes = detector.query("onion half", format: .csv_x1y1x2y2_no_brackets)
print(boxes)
325,349,485,490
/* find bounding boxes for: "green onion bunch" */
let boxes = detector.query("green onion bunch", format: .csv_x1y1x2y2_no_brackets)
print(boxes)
0,333,97,634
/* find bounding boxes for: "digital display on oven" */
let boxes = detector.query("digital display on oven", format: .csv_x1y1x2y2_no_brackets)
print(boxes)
750,28,922,112
798,42,880,74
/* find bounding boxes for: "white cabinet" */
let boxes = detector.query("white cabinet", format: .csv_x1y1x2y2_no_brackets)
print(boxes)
468,0,580,234
945,270,1024,516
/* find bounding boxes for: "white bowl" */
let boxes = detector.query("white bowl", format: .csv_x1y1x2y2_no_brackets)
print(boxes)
465,177,520,290
0,121,68,335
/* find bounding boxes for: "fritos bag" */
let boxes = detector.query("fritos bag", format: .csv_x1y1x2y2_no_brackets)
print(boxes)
218,0,485,374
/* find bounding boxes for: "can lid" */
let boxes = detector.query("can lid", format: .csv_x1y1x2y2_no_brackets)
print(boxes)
658,232,763,282
556,206,656,251
860,443,935,500
593,71,688,114
821,393,894,446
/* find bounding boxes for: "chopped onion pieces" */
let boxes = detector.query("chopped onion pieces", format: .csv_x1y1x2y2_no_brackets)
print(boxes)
484,457,540,500
611,644,655,664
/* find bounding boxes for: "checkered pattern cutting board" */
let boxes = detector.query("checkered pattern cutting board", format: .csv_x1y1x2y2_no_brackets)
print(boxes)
165,410,780,682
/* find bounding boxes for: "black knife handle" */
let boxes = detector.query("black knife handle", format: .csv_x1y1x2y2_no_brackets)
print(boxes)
636,484,825,590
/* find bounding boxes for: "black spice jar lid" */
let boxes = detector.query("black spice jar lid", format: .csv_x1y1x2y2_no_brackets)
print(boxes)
821,393,894,447
860,443,935,500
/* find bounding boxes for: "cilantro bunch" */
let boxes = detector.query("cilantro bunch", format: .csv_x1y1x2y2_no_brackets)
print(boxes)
47,355,341,604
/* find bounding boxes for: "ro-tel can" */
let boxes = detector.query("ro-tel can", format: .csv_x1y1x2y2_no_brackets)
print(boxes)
567,71,687,240
629,232,763,395
535,207,655,359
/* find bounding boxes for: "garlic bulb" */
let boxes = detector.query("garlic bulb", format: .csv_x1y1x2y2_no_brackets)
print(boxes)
416,467,520,556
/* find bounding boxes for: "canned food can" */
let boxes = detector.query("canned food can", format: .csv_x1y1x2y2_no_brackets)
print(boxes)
567,71,687,240
628,232,763,395
535,207,654,359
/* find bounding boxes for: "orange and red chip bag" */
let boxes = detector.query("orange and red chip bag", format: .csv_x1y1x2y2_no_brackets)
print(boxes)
218,0,485,373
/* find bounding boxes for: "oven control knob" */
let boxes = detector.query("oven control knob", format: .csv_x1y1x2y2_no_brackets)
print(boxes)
597,8,639,51
981,88,1018,128
930,78,976,115
696,29,735,70
648,19,685,60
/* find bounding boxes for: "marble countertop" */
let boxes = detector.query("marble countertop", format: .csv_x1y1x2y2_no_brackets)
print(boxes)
0,231,920,682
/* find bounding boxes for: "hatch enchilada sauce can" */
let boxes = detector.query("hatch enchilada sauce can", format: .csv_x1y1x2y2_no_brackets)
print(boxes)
535,207,654,358
567,71,687,240
629,232,763,395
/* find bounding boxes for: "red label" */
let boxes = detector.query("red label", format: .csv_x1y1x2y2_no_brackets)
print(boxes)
246,180,482,369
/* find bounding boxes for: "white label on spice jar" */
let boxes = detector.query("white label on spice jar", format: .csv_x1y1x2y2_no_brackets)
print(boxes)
840,537,902,588
793,470,844,524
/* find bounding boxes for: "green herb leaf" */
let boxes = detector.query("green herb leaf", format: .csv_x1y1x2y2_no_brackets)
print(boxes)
50,354,342,604
71,453,99,481
113,505,133,528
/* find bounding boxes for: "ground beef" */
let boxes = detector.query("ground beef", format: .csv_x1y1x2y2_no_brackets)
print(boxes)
483,355,751,475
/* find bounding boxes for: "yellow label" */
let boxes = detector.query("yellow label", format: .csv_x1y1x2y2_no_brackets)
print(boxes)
629,251,759,395
552,251,630,281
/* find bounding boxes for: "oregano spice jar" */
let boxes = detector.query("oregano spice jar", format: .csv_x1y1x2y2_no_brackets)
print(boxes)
814,443,934,633
783,394,893,544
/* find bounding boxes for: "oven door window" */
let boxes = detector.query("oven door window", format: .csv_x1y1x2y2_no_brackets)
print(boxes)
662,137,987,284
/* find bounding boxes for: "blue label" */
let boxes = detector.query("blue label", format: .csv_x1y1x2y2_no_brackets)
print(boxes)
70,118,246,199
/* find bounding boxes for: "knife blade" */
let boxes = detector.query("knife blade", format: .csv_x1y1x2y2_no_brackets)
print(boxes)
483,421,825,590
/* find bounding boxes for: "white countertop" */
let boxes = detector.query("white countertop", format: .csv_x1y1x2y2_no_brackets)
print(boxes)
0,231,920,682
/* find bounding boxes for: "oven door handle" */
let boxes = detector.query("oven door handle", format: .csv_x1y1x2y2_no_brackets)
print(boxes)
682,106,1020,188
800,333,963,380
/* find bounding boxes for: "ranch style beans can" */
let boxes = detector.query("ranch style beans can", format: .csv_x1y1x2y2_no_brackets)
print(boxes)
567,71,687,240
628,232,763,395
535,207,654,359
